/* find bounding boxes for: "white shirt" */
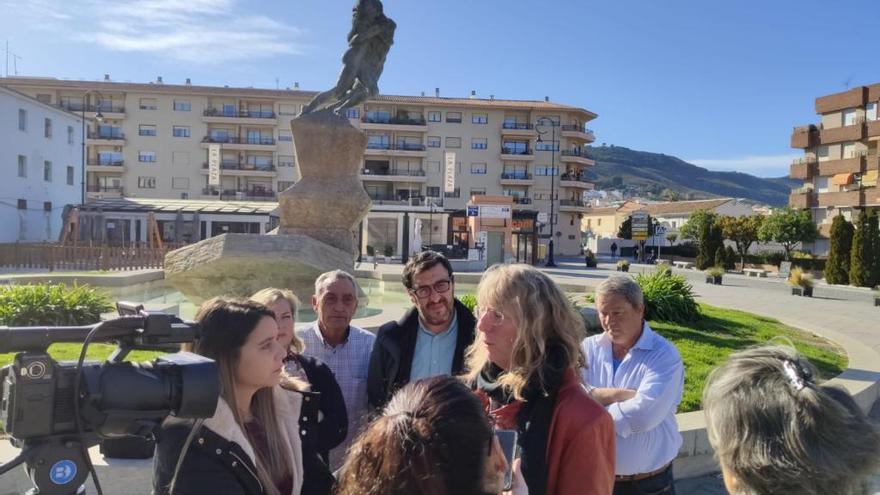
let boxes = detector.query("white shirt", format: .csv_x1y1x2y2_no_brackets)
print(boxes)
581,322,684,475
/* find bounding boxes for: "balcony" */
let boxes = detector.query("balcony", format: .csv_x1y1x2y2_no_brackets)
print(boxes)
791,125,817,149
560,149,595,166
87,131,125,145
867,120,880,138
202,187,277,202
86,185,124,198
559,173,594,189
201,162,277,177
511,197,532,208
559,199,589,212
360,168,428,182
817,189,866,208
815,87,865,114
501,122,537,138
87,160,125,173
789,159,817,180
363,142,428,157
360,115,427,132
499,172,534,185
819,121,865,145
367,194,431,206
560,125,595,143
202,108,277,125
60,103,126,119
201,135,277,151
817,156,866,176
789,190,817,209
501,145,534,160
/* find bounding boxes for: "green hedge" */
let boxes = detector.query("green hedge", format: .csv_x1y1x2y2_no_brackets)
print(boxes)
0,283,113,326
635,271,700,323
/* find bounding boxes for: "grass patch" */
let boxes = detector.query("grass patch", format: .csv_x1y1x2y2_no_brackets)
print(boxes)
0,344,164,367
651,304,847,412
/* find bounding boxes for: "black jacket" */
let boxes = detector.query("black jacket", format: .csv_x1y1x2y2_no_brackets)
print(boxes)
367,299,476,410
152,387,333,495
287,353,348,461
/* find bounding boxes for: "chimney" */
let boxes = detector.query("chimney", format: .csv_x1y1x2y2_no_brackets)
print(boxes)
435,87,440,97
103,74,110,81
294,82,300,90
470,90,476,99
185,78,191,85
156,76,163,84
544,96,549,102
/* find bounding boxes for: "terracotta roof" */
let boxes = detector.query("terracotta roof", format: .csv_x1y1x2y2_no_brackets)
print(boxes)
644,198,733,216
0,77,596,118
584,206,620,215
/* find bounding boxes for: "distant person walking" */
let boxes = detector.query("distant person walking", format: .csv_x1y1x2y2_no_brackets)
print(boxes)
610,242,618,259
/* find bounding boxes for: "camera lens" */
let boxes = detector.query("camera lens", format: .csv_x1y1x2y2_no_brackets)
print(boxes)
26,361,46,379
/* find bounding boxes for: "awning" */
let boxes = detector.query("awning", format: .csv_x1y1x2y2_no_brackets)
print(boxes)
831,173,854,185
862,169,878,187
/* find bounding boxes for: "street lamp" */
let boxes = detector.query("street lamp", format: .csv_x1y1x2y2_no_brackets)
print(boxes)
80,90,104,205
535,116,558,267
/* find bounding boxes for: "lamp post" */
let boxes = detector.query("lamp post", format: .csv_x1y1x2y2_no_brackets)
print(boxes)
535,117,558,267
80,90,104,205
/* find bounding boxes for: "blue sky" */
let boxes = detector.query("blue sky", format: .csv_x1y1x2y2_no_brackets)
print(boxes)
2,0,878,177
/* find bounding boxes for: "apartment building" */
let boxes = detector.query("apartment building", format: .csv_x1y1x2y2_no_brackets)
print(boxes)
790,84,880,255
0,76,596,258
0,85,82,242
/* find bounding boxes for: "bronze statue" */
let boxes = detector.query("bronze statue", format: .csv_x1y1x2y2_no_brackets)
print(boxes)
301,0,396,115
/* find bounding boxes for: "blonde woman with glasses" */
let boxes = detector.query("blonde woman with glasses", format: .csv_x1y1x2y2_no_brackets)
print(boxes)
466,264,615,495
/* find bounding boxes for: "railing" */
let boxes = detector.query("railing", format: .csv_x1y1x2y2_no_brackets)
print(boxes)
86,185,124,193
501,172,533,180
512,197,532,204
203,187,277,201
203,108,276,119
88,131,125,139
202,136,276,145
502,146,533,155
791,157,818,165
60,103,125,113
561,149,590,157
365,143,427,151
361,168,426,176
88,160,124,167
0,243,170,271
560,173,590,182
559,199,586,207
202,162,276,172
362,116,427,125
502,122,534,130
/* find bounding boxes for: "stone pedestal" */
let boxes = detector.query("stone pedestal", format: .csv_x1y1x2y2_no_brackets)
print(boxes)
277,111,371,258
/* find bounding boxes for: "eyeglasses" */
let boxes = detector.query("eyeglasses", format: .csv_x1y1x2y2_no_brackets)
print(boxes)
410,279,452,299
475,306,505,326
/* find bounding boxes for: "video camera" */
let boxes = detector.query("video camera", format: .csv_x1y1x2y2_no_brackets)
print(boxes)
0,303,219,495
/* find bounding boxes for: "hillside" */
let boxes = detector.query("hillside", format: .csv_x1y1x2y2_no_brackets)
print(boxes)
584,146,794,206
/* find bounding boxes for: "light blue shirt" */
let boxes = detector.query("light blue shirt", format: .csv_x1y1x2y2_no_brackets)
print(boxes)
582,322,684,476
409,312,458,382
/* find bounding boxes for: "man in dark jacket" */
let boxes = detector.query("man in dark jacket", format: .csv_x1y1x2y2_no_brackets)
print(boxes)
367,251,476,411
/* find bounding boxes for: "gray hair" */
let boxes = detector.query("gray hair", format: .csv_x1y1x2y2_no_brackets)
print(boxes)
703,345,880,495
314,270,359,297
595,274,644,308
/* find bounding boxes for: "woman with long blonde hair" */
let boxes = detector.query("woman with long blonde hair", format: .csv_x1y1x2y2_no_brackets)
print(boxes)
466,264,616,495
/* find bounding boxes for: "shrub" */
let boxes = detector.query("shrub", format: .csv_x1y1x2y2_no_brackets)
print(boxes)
366,245,376,257
656,262,672,276
705,266,724,277
788,267,814,289
850,210,879,288
723,245,737,270
617,259,630,271
458,294,477,313
634,271,700,323
825,215,853,285
0,283,113,326
383,245,394,257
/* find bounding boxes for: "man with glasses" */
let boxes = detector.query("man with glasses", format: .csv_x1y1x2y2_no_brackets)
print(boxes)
367,250,476,410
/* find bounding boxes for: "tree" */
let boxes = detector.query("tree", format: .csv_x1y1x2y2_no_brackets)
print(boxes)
718,214,764,269
696,223,724,270
850,210,880,288
758,207,817,261
714,247,725,268
679,210,716,243
666,233,678,245
824,214,854,285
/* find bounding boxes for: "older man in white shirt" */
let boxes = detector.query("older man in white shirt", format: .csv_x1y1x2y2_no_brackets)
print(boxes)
582,274,684,495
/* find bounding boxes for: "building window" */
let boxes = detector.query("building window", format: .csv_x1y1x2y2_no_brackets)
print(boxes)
278,180,295,191
472,113,488,124
139,124,157,136
843,108,857,126
44,118,52,138
470,188,486,197
172,126,191,137
139,151,157,163
597,219,602,226
445,137,461,148
44,201,52,212
17,155,27,177
471,138,488,150
344,108,360,119
427,111,441,122
138,177,156,189
173,100,191,111
536,140,559,151
67,166,74,185
427,136,441,148
277,156,295,167
17,199,26,210
444,188,461,198
18,109,27,131
535,166,558,176
446,112,462,123
67,125,74,144
470,162,487,174
867,103,878,122
139,98,158,110
171,177,190,189
43,161,52,182
426,186,440,197
36,94,51,104
278,131,293,142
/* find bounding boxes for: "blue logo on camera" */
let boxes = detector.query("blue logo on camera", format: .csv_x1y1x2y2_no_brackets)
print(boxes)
50,460,77,485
